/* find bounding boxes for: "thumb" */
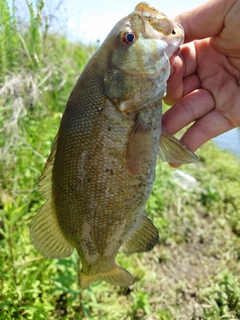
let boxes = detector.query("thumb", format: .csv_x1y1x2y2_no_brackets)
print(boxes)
174,0,232,43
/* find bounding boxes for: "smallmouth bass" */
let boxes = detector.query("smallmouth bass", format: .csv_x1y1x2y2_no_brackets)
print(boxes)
30,2,198,289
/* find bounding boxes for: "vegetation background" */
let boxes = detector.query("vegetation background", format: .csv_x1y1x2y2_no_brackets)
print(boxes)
0,0,240,319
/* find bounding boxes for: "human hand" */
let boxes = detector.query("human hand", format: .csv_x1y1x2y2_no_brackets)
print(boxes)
163,0,240,154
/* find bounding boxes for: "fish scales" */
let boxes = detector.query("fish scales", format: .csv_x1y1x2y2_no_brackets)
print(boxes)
30,2,198,289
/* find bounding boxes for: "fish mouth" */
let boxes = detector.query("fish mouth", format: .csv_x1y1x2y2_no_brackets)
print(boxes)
135,2,173,35
135,2,184,50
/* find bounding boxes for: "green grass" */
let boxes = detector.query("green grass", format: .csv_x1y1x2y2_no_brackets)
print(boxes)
1,1,240,319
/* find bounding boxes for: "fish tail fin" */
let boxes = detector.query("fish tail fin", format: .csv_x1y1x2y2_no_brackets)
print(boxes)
80,264,134,289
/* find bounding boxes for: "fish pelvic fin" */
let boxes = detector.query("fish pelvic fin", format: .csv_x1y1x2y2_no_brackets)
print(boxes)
30,133,74,258
80,264,134,289
121,215,159,254
159,132,198,163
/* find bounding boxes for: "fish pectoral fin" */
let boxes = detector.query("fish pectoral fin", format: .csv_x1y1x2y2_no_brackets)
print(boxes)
80,264,134,289
159,132,198,163
30,199,73,258
121,215,159,254
126,121,154,175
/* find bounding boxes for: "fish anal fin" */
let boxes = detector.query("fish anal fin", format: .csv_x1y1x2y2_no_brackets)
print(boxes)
126,122,154,175
121,215,159,254
30,198,74,258
159,132,198,163
80,264,134,289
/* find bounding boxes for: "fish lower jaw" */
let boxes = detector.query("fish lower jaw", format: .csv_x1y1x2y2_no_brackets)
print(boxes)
118,60,169,80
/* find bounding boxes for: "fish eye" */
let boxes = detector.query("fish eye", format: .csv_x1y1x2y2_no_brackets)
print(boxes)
121,31,136,45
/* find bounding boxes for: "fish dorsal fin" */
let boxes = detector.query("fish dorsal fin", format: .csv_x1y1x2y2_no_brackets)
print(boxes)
159,132,198,163
30,134,73,258
126,119,154,175
121,215,159,254
38,133,58,197
30,199,74,258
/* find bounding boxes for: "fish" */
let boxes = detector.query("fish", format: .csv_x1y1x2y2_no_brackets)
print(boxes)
30,2,198,289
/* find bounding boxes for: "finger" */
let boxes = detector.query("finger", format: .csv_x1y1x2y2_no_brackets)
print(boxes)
182,74,200,96
175,0,228,42
165,42,199,104
165,89,234,168
180,109,235,152
165,73,200,105
164,55,184,104
181,42,198,77
162,89,214,135
169,54,184,78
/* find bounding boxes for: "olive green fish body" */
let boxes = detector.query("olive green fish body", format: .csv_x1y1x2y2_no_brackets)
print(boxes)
53,62,161,273
30,2,198,289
